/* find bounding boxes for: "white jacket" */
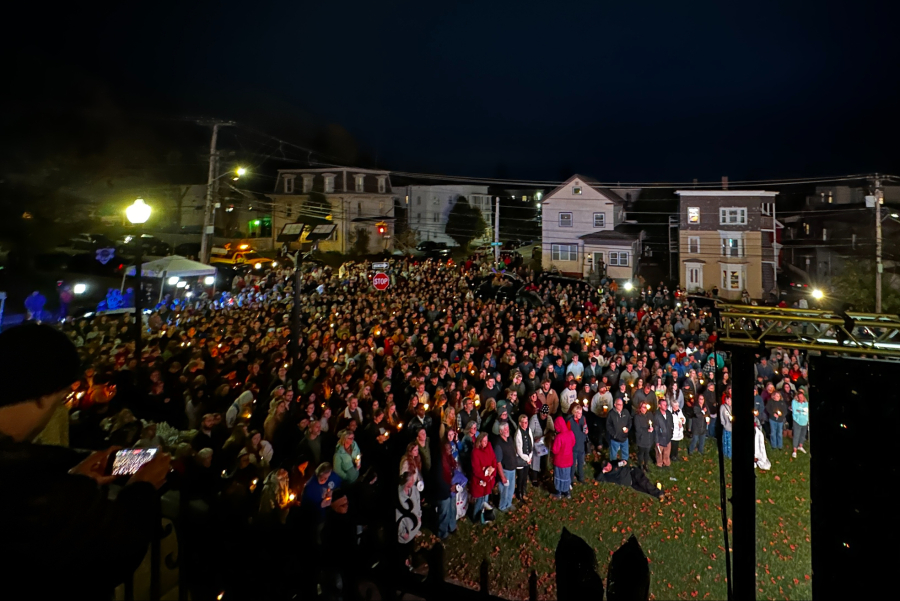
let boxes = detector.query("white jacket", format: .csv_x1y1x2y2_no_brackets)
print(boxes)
671,408,686,441
515,426,534,467
560,388,579,413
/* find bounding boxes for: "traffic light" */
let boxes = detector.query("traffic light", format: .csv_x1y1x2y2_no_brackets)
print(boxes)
376,222,387,235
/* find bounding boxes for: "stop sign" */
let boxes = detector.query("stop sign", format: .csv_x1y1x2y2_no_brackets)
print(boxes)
372,272,390,291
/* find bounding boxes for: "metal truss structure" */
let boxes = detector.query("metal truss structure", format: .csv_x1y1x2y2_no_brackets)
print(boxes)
716,304,900,358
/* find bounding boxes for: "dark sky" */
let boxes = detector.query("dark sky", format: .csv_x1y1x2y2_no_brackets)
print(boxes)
5,0,900,183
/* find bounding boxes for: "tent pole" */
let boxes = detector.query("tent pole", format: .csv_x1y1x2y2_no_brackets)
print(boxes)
158,270,166,305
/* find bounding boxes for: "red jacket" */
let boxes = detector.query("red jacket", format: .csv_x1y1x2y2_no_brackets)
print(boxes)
551,416,575,468
470,441,497,497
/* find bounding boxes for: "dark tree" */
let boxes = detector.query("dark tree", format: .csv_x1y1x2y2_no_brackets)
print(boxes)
445,196,487,251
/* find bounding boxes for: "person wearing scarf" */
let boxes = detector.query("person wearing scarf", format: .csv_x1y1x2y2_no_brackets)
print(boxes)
514,414,534,501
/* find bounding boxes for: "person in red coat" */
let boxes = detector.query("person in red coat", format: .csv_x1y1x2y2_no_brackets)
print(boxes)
551,415,575,499
470,432,497,522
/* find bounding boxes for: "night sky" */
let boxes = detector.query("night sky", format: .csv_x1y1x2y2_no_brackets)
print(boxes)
4,0,899,182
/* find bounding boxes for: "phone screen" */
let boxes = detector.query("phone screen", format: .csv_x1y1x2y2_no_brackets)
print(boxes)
111,448,157,476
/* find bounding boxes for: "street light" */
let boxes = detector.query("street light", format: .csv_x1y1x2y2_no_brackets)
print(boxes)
812,288,824,300
127,198,151,363
624,281,634,291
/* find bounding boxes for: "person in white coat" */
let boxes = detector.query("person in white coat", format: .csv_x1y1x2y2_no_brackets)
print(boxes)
225,390,254,429
528,405,554,484
514,414,534,501
754,415,771,470
670,399,686,461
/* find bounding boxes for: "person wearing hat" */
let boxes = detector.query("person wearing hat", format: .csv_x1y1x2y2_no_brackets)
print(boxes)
0,324,170,600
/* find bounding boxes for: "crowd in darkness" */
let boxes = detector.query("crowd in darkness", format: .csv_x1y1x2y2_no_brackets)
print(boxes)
26,256,809,599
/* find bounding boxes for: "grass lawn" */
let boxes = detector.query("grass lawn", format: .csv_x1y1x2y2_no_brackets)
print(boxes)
436,442,812,600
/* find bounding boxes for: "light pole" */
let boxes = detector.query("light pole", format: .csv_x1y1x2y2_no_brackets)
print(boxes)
126,198,151,362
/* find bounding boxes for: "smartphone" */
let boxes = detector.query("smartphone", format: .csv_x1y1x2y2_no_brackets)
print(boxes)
109,448,157,476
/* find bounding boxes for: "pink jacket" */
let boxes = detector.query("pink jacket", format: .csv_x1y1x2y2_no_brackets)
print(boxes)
551,416,575,468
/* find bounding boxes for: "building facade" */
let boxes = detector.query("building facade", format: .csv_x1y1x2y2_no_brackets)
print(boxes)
269,168,395,254
393,185,492,246
540,175,643,280
676,190,779,300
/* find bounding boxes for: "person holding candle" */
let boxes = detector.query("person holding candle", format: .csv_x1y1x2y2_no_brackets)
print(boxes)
633,401,654,471
332,429,361,484
768,391,787,451
689,394,709,455
670,399,686,461
654,399,674,467
537,379,560,417
606,398,632,462
469,433,497,522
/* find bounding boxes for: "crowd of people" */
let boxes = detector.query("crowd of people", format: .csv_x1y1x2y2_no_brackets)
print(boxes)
5,255,812,599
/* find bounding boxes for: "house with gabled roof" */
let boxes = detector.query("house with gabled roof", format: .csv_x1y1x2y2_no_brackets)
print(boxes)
540,174,644,280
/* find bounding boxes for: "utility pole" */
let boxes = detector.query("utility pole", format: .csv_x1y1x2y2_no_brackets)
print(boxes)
494,196,500,264
199,122,233,264
874,174,884,313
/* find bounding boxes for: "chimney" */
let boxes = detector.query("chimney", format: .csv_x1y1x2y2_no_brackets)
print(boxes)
722,176,729,190
692,178,698,188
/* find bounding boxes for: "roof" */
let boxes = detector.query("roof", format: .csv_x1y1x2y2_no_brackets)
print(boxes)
578,224,645,244
675,190,777,197
125,256,216,278
544,174,626,204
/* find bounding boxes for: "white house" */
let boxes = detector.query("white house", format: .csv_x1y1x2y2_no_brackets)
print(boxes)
269,168,395,254
541,174,644,280
393,185,493,245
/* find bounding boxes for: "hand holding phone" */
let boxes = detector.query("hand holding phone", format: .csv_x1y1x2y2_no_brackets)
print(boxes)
126,451,172,490
70,447,122,485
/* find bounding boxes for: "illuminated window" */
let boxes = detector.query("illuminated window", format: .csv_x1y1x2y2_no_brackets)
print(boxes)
559,212,573,227
376,175,387,194
355,175,365,193
688,207,700,223
573,186,583,195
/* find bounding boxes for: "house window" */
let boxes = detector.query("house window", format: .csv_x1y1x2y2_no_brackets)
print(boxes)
593,212,606,227
284,175,295,194
719,207,747,225
803,223,810,235
376,175,387,194
302,174,314,193
354,175,365,192
573,186,583,195
433,213,438,223
417,196,421,206
688,207,700,223
721,237,743,257
323,174,335,193
609,251,629,267
688,236,700,254
357,202,362,215
722,268,742,291
551,244,578,261
558,212,573,227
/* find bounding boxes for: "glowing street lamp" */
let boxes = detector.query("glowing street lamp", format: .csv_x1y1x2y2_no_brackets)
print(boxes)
811,289,824,300
126,198,152,362
624,281,634,291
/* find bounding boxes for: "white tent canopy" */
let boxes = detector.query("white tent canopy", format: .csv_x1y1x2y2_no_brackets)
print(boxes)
124,256,216,278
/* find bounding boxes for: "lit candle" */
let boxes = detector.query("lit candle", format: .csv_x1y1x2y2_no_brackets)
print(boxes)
705,416,710,423
649,419,653,427
753,409,759,416
424,403,429,410
288,493,296,502
398,422,404,430
645,404,651,410
623,427,628,432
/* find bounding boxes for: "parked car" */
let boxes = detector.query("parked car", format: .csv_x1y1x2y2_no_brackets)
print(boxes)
209,245,276,270
412,241,452,259
55,233,116,256
116,234,171,257
174,242,202,258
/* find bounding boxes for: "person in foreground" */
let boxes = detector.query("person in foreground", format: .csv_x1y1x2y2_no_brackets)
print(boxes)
595,459,665,501
0,324,171,599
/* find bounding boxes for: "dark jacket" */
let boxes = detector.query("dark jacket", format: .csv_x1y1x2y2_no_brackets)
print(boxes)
753,394,768,423
493,435,518,472
606,408,632,443
768,397,788,423
565,414,588,454
654,409,674,446
633,411,654,448
0,438,158,600
691,403,710,436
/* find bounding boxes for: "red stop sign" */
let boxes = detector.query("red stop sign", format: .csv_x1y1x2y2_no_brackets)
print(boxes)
372,272,390,290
